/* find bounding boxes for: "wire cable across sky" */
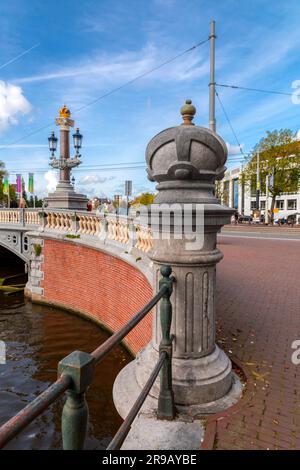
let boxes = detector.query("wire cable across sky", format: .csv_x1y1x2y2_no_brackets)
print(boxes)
216,83,293,97
0,37,210,151
215,89,246,158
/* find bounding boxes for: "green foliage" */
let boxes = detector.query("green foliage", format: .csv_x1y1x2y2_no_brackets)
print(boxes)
243,130,300,196
130,192,155,206
241,129,300,220
28,195,43,207
33,244,42,257
65,234,81,239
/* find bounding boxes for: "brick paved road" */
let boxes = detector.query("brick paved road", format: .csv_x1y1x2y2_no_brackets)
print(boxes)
210,235,300,450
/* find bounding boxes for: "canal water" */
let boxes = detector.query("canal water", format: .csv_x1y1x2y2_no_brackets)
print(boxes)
0,248,132,449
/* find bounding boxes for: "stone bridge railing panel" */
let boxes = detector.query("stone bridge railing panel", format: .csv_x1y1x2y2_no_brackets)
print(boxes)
0,208,153,254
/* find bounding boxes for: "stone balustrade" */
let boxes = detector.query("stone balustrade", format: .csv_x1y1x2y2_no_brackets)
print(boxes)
24,210,40,226
0,209,21,224
0,208,153,253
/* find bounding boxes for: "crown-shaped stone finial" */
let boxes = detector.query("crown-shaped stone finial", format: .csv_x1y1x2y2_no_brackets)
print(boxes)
180,99,196,125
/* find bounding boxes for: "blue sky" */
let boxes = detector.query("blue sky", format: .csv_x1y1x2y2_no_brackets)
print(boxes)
1,0,300,198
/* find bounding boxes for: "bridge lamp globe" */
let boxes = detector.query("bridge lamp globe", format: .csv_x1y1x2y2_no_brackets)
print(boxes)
48,131,58,158
73,128,82,154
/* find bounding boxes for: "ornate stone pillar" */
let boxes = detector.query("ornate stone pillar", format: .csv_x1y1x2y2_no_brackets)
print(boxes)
45,106,88,211
114,100,240,421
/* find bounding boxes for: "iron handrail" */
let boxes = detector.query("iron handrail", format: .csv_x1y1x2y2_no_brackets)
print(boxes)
107,351,167,450
0,374,71,449
91,285,168,363
0,265,175,450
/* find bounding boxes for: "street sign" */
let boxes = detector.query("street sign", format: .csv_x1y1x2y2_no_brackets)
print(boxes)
125,180,132,196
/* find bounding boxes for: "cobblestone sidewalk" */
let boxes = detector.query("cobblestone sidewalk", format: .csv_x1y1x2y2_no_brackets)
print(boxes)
203,236,300,450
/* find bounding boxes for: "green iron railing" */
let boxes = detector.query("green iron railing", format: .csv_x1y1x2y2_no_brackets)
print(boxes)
0,265,175,450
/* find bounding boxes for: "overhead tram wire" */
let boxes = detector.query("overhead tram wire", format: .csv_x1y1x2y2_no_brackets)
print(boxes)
7,153,246,174
0,37,210,151
216,83,293,97
215,89,247,161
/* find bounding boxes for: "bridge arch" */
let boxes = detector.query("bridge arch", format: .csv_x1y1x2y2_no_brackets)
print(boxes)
26,236,153,355
0,240,28,263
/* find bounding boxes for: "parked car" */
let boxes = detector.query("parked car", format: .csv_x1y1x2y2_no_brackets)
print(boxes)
287,213,299,225
238,215,253,224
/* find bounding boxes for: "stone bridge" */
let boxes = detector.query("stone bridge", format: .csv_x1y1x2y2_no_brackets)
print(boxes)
0,102,243,449
0,208,154,354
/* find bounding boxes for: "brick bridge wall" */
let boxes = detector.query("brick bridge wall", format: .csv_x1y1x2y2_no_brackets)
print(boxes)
31,238,153,355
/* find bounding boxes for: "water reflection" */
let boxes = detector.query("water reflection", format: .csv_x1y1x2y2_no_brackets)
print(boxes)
0,249,131,449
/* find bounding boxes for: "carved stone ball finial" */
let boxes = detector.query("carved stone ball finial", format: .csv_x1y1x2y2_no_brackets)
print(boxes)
180,99,196,125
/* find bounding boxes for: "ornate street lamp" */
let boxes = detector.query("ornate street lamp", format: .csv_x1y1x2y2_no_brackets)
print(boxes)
48,131,58,158
48,105,82,178
44,105,88,210
73,128,82,156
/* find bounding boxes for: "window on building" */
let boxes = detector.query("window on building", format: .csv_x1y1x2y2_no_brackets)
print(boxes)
251,201,257,210
223,181,230,206
232,179,239,209
260,201,266,210
275,200,284,210
287,199,297,210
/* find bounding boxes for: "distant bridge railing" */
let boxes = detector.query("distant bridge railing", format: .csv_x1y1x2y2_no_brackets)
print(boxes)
0,208,153,253
0,208,40,226
0,265,175,450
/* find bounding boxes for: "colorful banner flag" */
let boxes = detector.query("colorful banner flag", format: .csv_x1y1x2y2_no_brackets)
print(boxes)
16,174,22,194
28,173,34,194
3,176,9,195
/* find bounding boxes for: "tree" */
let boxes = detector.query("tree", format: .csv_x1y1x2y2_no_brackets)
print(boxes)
242,129,300,223
0,160,5,182
130,192,156,206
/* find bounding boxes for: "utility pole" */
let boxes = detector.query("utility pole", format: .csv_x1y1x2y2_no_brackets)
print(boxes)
256,152,260,211
241,164,245,214
265,173,269,225
209,20,216,132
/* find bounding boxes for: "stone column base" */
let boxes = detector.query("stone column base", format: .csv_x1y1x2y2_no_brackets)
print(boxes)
45,190,88,211
113,344,242,420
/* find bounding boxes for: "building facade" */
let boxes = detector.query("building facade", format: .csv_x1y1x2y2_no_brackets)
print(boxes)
219,166,300,223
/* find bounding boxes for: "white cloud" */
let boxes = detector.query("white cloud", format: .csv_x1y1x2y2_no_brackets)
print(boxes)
0,81,32,133
44,170,58,192
13,43,208,87
226,143,243,155
79,174,115,185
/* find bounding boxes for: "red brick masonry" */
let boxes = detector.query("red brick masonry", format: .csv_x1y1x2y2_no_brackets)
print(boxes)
40,239,153,354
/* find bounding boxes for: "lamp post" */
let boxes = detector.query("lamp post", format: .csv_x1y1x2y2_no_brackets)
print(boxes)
45,106,88,210
48,106,82,186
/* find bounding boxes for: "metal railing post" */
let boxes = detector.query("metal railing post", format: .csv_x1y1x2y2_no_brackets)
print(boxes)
157,265,176,420
58,350,95,450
